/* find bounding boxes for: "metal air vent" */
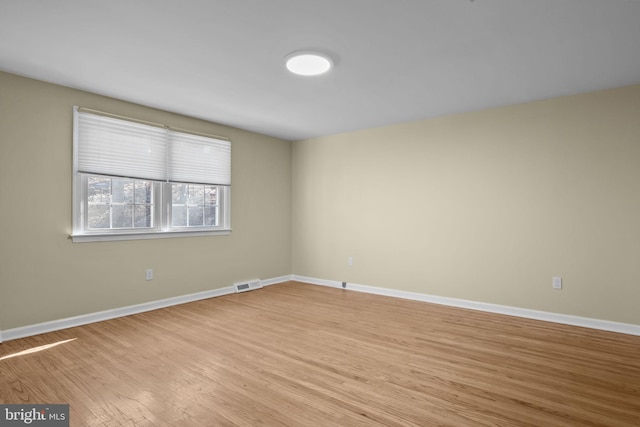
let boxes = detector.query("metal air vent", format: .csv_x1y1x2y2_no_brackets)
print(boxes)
233,279,263,293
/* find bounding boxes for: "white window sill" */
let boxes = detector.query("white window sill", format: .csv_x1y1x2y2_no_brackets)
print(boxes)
71,229,231,243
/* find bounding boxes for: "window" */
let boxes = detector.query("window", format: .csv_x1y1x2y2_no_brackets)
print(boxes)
171,183,219,228
86,176,156,230
72,107,231,242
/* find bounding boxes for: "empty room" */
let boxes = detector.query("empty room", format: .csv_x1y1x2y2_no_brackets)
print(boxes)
1,1,640,426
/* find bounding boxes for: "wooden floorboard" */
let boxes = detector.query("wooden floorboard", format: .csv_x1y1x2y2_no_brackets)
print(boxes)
1,281,639,426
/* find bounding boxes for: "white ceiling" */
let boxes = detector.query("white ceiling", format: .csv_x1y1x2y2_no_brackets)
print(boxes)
1,0,639,141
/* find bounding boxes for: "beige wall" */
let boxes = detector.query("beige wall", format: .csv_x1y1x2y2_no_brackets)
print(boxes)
292,84,640,325
0,71,292,330
2,69,639,331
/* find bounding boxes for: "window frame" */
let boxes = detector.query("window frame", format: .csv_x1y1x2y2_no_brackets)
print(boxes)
71,107,231,243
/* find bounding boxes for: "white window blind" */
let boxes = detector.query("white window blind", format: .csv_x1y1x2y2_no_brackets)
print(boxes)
75,109,168,181
169,131,231,185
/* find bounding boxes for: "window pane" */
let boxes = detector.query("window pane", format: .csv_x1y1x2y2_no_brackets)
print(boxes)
134,205,152,228
172,183,187,204
204,205,217,226
188,184,204,205
188,206,204,226
88,205,110,229
172,205,187,227
112,205,133,228
112,178,134,203
205,186,217,204
135,181,152,204
88,177,111,203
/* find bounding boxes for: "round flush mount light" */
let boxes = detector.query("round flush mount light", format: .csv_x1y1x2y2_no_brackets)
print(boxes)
285,51,333,76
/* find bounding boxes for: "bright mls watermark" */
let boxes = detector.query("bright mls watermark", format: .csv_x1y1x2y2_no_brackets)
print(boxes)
0,405,68,426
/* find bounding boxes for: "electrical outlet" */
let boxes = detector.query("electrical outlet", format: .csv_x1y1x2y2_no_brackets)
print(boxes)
348,256,353,267
552,276,562,290
146,268,153,281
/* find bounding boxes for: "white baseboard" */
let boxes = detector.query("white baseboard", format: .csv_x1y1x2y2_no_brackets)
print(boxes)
292,275,640,337
0,275,293,342
262,275,294,286
3,275,638,342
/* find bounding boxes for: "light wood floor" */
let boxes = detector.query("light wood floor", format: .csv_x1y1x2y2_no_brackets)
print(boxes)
1,281,639,426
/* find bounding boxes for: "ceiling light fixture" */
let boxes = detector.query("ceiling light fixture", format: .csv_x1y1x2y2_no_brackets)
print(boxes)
285,51,333,76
